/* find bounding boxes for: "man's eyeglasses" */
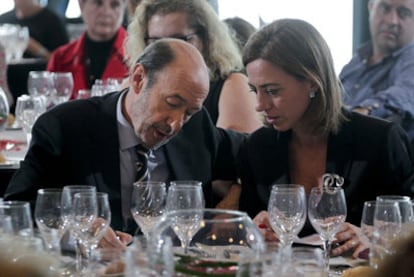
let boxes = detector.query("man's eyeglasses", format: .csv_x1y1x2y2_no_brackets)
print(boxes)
145,33,198,44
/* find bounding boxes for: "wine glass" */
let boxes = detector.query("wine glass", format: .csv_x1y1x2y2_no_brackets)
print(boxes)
51,72,74,105
166,181,204,254
0,201,34,237
360,200,376,248
72,191,98,274
34,188,64,255
61,185,97,273
27,71,55,107
14,94,46,144
0,87,9,131
267,184,306,254
370,200,402,269
11,25,29,61
130,181,166,239
76,192,111,263
308,187,347,274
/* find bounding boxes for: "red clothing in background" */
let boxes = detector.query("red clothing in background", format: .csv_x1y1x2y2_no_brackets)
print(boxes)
47,28,129,99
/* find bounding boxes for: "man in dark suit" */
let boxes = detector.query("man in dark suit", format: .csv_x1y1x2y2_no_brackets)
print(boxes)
4,38,244,246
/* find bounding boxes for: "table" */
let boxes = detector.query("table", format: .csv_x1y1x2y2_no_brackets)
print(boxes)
0,127,27,196
7,58,47,114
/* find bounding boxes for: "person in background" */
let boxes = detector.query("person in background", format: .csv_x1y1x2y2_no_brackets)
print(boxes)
0,44,13,107
0,0,69,60
126,0,142,22
125,0,262,133
238,18,414,258
340,0,414,144
223,16,257,51
47,0,129,99
5,38,245,247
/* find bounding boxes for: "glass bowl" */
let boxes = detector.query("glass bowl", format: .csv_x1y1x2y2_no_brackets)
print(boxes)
151,208,265,276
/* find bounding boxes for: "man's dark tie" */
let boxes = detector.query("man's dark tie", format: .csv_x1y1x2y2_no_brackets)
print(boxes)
135,144,150,182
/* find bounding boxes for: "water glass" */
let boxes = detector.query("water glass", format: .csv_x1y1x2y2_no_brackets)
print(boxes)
14,94,46,144
130,181,166,238
166,181,204,253
0,201,33,237
308,187,347,274
360,200,376,249
51,72,74,105
34,188,64,254
267,184,306,253
370,200,401,269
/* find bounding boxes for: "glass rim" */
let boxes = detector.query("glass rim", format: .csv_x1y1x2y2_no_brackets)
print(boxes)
376,195,411,202
164,208,249,222
271,184,305,190
133,181,166,187
169,180,202,186
0,200,30,207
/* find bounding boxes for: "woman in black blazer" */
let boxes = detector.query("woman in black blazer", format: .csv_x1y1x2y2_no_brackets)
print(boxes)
238,18,414,259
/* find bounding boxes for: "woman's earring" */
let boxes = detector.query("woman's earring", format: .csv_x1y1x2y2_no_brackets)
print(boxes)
309,91,316,98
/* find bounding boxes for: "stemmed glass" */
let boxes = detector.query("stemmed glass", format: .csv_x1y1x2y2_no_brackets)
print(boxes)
34,188,64,255
130,181,166,239
308,187,347,273
27,70,55,107
166,181,204,254
74,192,111,262
51,72,74,105
370,200,402,269
61,185,97,273
71,191,98,274
360,200,376,248
267,184,306,254
376,195,413,235
14,94,46,144
11,26,29,61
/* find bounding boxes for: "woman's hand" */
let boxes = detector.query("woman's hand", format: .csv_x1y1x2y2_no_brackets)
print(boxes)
332,222,368,258
253,210,279,242
98,227,133,249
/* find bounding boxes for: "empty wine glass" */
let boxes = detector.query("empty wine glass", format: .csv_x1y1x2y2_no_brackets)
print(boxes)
75,192,111,267
376,195,413,235
72,191,98,274
14,94,46,144
34,188,64,255
52,72,74,105
61,185,97,273
308,187,347,274
130,181,166,239
267,184,306,254
27,71,55,107
166,181,204,254
0,201,34,237
11,26,29,61
360,200,376,247
370,200,401,269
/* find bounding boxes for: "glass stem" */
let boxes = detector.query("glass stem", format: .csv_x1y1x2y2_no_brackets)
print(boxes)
323,239,332,273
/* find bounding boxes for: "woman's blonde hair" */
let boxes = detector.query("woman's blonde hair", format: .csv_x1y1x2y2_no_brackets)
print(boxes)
243,18,346,134
125,0,243,81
